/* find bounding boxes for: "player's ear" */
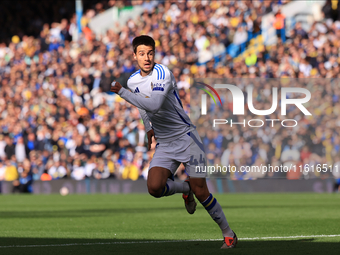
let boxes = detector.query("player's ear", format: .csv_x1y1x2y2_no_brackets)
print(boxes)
133,53,137,60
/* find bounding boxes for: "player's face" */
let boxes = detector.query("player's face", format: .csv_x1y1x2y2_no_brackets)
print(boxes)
134,45,155,75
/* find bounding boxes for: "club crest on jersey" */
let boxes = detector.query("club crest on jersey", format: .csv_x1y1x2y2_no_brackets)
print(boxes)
151,82,153,90
152,83,165,91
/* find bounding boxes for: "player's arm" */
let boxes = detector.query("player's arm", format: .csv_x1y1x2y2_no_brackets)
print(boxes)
113,84,168,114
123,79,153,132
138,108,152,133
138,108,155,150
111,78,157,150
111,70,172,114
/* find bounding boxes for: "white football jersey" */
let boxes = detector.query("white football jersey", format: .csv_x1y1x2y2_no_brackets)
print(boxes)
119,63,194,143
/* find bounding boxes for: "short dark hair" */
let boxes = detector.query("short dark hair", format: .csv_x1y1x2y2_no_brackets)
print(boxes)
132,35,155,53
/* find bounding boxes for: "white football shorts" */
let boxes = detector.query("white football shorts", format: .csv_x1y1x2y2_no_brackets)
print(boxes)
149,128,207,178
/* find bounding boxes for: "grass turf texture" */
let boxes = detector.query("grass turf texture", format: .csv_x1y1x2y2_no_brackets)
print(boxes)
0,193,339,255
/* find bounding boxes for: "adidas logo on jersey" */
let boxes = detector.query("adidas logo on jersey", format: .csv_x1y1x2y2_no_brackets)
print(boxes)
134,87,140,93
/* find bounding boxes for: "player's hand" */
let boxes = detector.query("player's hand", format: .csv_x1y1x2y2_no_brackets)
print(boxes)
110,81,122,93
147,129,155,151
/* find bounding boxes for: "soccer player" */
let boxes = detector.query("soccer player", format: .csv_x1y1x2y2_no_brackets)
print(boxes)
111,35,237,249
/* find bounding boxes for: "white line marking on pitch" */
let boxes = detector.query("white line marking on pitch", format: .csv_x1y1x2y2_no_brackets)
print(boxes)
0,234,339,248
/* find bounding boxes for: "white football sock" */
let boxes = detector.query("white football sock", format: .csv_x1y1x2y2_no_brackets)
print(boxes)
201,193,233,237
161,179,190,196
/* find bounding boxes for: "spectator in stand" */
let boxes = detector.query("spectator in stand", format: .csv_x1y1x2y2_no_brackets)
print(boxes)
15,136,27,163
89,133,106,157
121,158,139,181
0,161,6,181
71,159,86,180
0,134,6,159
233,25,248,46
294,22,308,39
274,9,286,43
13,159,33,193
93,158,110,179
322,0,333,21
4,136,15,160
47,160,67,180
3,158,19,192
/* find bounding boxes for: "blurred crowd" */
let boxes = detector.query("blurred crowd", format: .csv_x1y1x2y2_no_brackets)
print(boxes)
189,0,340,182
1,0,340,193
192,78,340,181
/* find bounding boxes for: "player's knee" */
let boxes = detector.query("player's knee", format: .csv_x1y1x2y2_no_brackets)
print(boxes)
148,188,162,198
147,184,163,198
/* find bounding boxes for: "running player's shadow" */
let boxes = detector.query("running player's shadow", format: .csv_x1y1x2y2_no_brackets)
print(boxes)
0,237,339,255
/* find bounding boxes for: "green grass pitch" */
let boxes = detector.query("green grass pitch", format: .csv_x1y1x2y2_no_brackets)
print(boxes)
0,193,339,255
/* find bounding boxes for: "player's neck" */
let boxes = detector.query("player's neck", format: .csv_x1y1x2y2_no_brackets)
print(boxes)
140,70,152,77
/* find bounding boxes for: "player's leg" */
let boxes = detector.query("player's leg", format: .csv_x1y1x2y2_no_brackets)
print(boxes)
186,128,237,248
190,177,237,248
147,166,190,198
147,166,171,197
182,174,197,214
147,139,191,198
190,177,234,235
